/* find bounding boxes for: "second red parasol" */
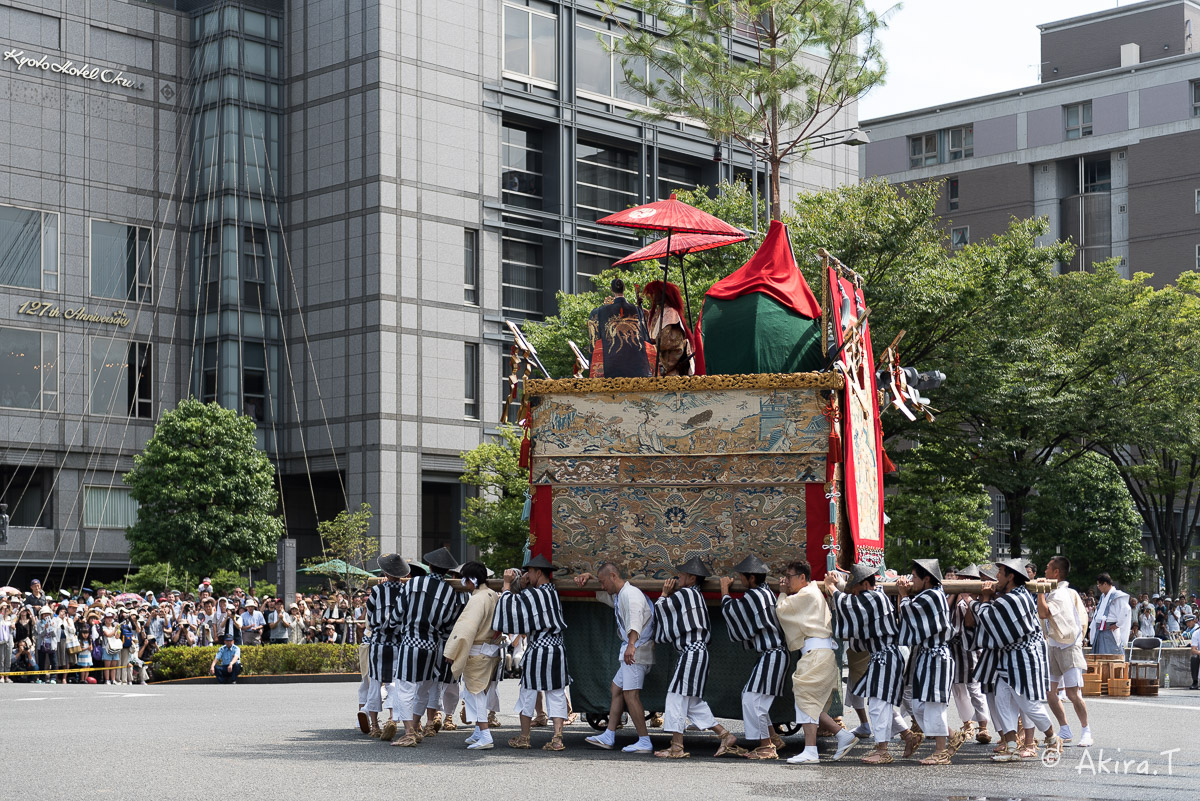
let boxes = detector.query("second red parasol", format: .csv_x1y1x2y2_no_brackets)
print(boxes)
611,232,748,266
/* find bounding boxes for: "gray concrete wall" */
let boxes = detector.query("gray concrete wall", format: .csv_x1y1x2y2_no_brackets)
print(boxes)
1040,2,1187,80
1126,131,1200,285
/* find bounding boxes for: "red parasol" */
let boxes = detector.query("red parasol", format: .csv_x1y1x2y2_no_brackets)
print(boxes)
596,193,744,237
611,232,748,266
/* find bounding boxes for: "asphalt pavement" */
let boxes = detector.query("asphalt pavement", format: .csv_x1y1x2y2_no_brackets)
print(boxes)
1,679,1196,801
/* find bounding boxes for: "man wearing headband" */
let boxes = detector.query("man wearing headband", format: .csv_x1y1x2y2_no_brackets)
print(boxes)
492,554,571,750
363,553,409,740
777,559,859,764
650,556,738,759
826,563,919,764
443,561,503,750
966,558,1059,762
896,558,962,765
1037,555,1092,747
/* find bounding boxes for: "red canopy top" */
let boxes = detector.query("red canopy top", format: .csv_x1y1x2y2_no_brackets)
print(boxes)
703,220,821,319
597,193,744,237
612,232,747,266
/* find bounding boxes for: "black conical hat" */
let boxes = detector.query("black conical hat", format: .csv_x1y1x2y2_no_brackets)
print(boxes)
847,562,878,587
995,558,1030,583
732,554,770,575
674,556,711,578
911,558,943,584
522,553,558,573
377,553,410,578
422,547,460,571
978,563,998,581
954,564,981,580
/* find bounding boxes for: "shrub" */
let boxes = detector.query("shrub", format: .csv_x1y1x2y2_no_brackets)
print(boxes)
149,643,359,681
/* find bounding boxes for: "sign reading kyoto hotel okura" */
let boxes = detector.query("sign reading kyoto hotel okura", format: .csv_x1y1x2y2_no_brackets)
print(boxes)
3,48,145,92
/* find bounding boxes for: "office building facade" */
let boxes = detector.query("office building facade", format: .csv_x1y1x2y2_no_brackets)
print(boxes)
860,0,1200,286
0,0,857,584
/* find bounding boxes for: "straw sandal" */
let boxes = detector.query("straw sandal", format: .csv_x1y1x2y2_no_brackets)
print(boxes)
391,734,419,747
991,744,1019,762
531,713,549,727
441,717,458,732
714,734,748,757
357,712,370,734
901,729,924,758
861,750,894,764
379,720,397,741
920,749,952,766
488,712,503,728
745,745,778,760
992,741,1012,754
769,732,786,751
1017,745,1039,760
976,726,993,744
460,704,469,725
648,713,664,728
422,723,439,738
368,724,382,739
945,730,967,757
654,745,691,759
508,735,531,749
542,734,565,751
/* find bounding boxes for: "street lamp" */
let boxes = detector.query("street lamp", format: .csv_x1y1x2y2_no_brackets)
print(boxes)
751,127,871,231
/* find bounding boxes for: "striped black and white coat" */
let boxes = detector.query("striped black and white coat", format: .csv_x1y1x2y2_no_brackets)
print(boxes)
654,585,710,697
366,579,404,682
831,587,905,706
898,587,954,703
949,594,979,685
721,585,789,697
969,585,1049,701
392,573,463,683
491,582,570,691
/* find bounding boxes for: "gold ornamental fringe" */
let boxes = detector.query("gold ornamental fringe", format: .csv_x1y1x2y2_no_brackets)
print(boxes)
526,372,844,397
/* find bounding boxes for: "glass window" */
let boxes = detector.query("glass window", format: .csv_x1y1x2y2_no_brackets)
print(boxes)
243,227,267,307
0,204,57,290
1193,81,1200,116
465,342,479,419
502,123,544,209
948,125,973,161
222,36,239,69
1083,157,1111,193
83,486,139,529
91,220,152,302
243,342,266,422
464,230,478,304
504,4,557,85
0,327,57,411
201,342,218,403
0,467,52,528
1065,102,1092,139
951,226,969,249
948,177,959,211
577,244,623,292
657,158,701,201
244,10,267,39
576,24,612,96
90,338,151,418
909,133,938,168
502,233,544,318
1195,189,1200,214
245,78,267,105
577,140,639,222
244,40,267,74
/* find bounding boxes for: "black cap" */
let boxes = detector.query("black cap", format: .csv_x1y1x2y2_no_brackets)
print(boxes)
846,563,878,588
732,554,769,575
522,553,558,573
911,558,943,584
422,547,460,572
377,553,410,578
995,558,1030,583
954,564,982,580
674,556,711,578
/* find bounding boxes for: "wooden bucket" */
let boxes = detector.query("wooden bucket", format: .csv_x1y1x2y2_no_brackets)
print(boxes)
1131,678,1158,696
1108,677,1131,697
1082,674,1103,696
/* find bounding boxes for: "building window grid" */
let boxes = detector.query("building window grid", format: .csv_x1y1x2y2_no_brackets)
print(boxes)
82,485,139,529
502,124,545,210
0,203,59,292
576,21,674,111
0,326,58,412
1192,80,1200,116
909,132,938,168
1065,101,1093,139
464,230,479,304
577,140,640,222
950,226,969,249
948,125,973,161
502,232,545,318
1196,244,1200,270
89,337,152,419
465,342,480,419
948,177,959,211
242,226,266,307
1195,189,1200,214
503,3,558,89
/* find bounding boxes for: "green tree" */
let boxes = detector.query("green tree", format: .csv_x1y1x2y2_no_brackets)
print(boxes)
603,0,886,220
123,399,283,576
885,443,993,571
303,503,378,592
93,562,195,596
460,426,529,573
1025,451,1148,588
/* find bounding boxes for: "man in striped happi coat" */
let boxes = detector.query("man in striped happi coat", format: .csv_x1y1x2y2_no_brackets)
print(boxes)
363,553,411,741
967,558,1058,763
651,556,738,759
965,563,1000,745
947,564,993,745
491,553,571,751
424,558,469,737
389,547,464,747
826,563,920,764
720,554,789,757
896,558,964,765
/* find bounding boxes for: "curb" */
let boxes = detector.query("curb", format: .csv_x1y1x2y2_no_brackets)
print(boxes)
151,672,362,685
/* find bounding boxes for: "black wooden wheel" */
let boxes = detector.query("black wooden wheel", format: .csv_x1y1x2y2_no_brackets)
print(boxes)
775,721,801,737
585,712,608,731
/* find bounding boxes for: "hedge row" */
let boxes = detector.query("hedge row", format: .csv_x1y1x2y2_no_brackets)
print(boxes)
149,643,358,681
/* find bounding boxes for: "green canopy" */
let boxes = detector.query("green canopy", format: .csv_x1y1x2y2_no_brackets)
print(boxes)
700,293,823,375
299,559,377,578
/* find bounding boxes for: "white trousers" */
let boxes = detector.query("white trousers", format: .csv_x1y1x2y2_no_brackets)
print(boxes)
464,683,496,724
793,704,818,726
663,693,716,734
516,687,567,719
911,699,949,737
741,691,775,741
440,680,461,713
363,678,386,713
994,680,1053,735
952,681,989,723
394,679,436,721
486,682,500,713
867,698,908,744
845,688,867,711
357,674,371,706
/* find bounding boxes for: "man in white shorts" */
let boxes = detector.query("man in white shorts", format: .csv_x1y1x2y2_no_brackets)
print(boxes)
1038,555,1092,747
576,563,656,754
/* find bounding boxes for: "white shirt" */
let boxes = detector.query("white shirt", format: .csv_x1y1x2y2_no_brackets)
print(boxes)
1191,628,1200,651
596,582,656,665
1043,580,1086,649
1089,587,1132,649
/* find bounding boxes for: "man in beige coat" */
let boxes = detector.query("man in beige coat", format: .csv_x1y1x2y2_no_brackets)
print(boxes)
776,559,859,764
443,561,503,750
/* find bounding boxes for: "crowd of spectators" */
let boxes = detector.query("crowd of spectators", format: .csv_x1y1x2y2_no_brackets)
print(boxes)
0,577,367,684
